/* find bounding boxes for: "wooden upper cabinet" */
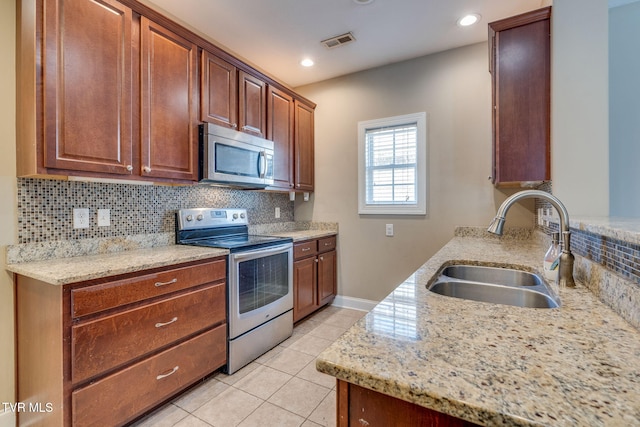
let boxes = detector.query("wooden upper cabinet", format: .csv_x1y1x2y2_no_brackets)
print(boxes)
294,100,315,192
239,71,267,137
19,0,313,186
267,86,295,190
201,51,238,129
489,7,551,187
140,17,198,181
41,0,134,175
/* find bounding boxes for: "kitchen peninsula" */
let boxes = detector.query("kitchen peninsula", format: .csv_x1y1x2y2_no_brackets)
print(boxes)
316,226,640,426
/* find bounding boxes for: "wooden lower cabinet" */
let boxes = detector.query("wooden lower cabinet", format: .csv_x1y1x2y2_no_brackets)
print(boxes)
293,236,337,322
16,257,227,427
72,325,226,427
337,380,480,427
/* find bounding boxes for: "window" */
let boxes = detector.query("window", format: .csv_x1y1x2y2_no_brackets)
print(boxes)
358,112,427,215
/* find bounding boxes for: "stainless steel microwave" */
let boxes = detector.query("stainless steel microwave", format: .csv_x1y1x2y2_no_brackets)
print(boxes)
200,123,274,188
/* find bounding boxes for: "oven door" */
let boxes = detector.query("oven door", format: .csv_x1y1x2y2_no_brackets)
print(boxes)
228,243,293,339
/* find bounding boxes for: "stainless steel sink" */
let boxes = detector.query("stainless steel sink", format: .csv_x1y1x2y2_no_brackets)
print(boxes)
440,265,543,287
428,264,560,309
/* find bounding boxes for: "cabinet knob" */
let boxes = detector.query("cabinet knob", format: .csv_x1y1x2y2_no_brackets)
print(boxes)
143,166,152,173
126,165,133,172
231,123,237,129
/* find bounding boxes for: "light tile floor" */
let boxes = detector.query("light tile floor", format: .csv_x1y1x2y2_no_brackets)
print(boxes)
132,306,366,427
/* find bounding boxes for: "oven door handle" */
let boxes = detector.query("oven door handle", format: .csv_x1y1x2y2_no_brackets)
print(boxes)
231,243,292,261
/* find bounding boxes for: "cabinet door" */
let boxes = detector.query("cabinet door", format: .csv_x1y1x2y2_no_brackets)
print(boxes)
267,86,295,189
239,71,267,137
294,100,315,191
42,0,133,175
201,51,238,128
490,8,551,185
338,380,479,427
293,256,317,322
140,17,198,181
317,250,337,307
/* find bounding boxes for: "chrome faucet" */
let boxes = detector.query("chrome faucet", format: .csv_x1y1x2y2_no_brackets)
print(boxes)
488,190,575,288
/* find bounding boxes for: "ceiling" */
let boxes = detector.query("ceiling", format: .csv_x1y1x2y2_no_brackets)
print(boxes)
143,0,547,88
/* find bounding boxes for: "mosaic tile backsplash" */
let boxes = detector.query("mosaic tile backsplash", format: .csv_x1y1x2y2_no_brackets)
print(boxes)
532,181,640,287
17,178,294,244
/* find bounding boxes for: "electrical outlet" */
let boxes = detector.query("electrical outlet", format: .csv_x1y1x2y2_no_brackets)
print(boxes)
98,209,111,227
275,207,281,219
73,208,90,229
385,224,394,237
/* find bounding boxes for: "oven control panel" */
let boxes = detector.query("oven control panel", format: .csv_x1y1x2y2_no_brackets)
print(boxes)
177,208,248,230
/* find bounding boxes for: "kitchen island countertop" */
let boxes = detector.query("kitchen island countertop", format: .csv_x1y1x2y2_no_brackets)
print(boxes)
316,230,640,426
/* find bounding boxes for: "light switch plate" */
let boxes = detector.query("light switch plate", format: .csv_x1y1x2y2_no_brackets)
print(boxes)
385,224,394,237
73,208,90,229
98,209,111,227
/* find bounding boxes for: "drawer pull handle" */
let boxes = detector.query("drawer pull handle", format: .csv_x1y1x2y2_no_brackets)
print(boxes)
301,248,311,252
156,366,179,380
324,242,331,246
154,278,178,287
155,317,178,328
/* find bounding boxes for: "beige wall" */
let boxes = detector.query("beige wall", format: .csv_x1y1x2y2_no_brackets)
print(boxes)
0,0,17,425
551,0,609,215
295,43,534,302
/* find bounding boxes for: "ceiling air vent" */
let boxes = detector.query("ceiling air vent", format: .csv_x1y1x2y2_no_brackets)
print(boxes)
321,32,356,49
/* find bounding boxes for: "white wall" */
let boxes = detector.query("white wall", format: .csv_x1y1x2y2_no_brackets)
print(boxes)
295,43,534,302
551,0,609,216
609,1,640,216
0,0,17,426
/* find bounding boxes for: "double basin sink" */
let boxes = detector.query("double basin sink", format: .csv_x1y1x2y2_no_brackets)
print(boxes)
428,264,560,309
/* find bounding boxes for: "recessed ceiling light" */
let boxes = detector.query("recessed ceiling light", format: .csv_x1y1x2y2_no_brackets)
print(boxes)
300,58,314,67
353,0,374,4
457,13,481,27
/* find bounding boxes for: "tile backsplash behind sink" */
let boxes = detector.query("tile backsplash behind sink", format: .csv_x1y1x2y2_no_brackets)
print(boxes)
17,178,294,244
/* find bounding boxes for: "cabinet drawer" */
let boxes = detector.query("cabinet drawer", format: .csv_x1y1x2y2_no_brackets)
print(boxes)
71,258,225,318
72,325,226,427
318,236,336,253
72,283,225,384
294,240,317,260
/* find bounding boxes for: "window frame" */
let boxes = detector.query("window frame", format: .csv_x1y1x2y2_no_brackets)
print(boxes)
357,112,427,215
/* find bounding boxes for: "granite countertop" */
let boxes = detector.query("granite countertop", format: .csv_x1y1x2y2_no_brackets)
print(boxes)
6,245,228,286
6,221,339,285
266,229,337,242
316,232,640,426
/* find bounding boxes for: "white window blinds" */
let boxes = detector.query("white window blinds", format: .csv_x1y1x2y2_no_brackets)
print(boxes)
365,124,417,205
358,112,427,215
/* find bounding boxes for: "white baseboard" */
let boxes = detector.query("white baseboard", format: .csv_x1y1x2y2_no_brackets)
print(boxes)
0,410,16,427
331,295,378,312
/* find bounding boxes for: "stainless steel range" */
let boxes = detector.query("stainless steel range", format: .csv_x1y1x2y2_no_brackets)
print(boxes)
176,208,293,374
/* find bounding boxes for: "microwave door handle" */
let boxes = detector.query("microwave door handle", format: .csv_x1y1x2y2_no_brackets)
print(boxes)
258,151,266,178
